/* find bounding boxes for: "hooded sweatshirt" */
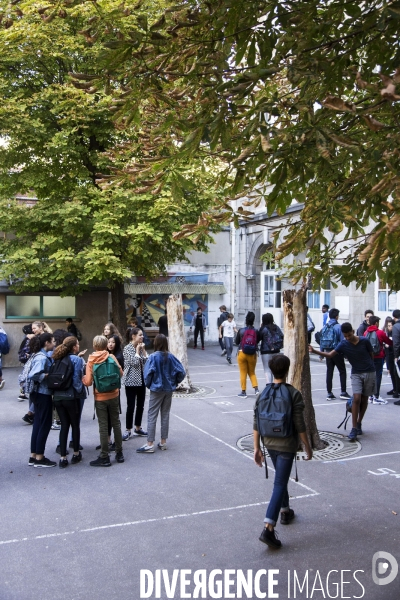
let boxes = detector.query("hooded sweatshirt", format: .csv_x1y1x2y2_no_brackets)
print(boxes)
363,325,392,359
82,350,123,401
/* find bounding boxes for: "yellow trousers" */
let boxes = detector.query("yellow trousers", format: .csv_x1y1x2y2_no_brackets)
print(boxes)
237,351,258,391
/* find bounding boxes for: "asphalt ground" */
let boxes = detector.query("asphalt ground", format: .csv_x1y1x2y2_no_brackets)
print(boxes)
0,348,399,600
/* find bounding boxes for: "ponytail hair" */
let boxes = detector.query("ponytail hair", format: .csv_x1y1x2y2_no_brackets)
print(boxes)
126,327,140,344
52,336,78,361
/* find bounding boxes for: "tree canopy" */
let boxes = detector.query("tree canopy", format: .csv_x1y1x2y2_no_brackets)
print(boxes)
1,0,400,291
0,0,222,295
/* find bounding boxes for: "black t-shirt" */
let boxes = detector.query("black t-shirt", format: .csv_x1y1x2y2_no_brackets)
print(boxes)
335,337,375,374
196,315,203,328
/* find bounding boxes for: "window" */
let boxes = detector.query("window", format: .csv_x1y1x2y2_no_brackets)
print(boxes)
378,279,397,312
263,273,281,308
307,291,320,309
308,279,331,309
6,296,76,319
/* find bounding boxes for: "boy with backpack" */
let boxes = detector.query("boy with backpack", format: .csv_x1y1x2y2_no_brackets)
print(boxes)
364,316,392,403
309,322,376,441
82,335,124,466
254,354,312,550
319,308,350,401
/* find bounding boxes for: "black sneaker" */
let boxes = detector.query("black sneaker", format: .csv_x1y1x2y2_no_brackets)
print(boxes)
115,451,125,463
71,452,82,464
339,391,351,400
59,458,68,469
110,442,116,451
259,527,282,549
326,393,336,401
227,357,232,364
394,399,400,405
34,457,57,468
387,389,394,396
56,445,69,456
90,456,111,467
134,428,147,437
18,393,29,402
393,394,400,400
237,391,247,398
69,441,83,450
280,508,295,525
28,457,36,466
22,414,34,425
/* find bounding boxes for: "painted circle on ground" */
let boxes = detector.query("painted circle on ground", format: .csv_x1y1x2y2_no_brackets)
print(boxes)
173,386,216,398
236,430,362,461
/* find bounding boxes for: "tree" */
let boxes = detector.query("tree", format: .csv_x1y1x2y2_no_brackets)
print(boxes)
57,0,400,290
0,1,223,332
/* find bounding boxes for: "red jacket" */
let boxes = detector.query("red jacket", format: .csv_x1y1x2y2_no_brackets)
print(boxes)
364,325,392,359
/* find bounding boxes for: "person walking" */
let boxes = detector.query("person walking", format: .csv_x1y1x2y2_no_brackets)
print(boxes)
28,333,56,468
254,354,312,550
219,313,237,364
217,305,229,355
320,308,350,401
258,313,284,383
235,311,260,398
82,335,124,466
51,336,86,468
137,334,185,453
310,322,376,441
190,307,207,350
321,304,330,327
392,309,400,405
383,318,398,399
364,316,392,404
121,327,148,440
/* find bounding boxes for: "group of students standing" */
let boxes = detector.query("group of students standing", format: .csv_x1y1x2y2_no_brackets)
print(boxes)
21,319,185,468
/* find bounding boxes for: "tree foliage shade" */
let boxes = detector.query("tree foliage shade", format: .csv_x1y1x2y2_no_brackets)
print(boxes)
0,0,222,294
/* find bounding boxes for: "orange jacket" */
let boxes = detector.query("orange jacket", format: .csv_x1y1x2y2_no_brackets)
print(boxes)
82,350,123,401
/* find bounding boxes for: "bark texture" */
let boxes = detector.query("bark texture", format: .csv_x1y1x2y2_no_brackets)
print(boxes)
111,282,127,337
166,294,193,391
283,288,325,450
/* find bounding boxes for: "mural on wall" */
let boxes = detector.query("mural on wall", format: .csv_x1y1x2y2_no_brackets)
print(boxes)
125,293,208,327
125,273,210,328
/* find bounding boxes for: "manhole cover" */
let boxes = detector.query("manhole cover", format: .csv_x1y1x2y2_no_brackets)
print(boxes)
173,386,215,398
237,430,361,461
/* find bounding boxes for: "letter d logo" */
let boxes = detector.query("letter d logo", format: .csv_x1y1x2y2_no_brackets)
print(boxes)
372,551,398,586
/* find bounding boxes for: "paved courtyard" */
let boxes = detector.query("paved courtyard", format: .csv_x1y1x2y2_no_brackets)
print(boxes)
1,347,399,599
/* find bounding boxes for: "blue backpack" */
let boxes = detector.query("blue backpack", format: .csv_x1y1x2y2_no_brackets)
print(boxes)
262,326,284,352
338,396,353,430
319,322,338,350
0,331,10,355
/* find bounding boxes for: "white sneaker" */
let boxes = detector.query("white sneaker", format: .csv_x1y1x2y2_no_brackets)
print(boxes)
221,350,227,356
0,380,5,390
368,396,374,403
372,396,388,405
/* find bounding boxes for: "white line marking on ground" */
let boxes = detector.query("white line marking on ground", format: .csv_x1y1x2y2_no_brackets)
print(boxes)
172,414,319,496
323,450,400,463
0,494,317,547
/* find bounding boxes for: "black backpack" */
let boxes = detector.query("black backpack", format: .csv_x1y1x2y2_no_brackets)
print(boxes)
255,382,293,438
47,355,74,391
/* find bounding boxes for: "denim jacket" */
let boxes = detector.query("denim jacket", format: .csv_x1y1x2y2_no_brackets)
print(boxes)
144,351,186,392
28,349,53,395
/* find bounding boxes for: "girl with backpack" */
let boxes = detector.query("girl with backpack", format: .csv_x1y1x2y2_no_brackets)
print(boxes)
121,327,148,440
137,334,185,453
235,311,260,399
28,333,56,468
259,313,284,383
51,336,86,468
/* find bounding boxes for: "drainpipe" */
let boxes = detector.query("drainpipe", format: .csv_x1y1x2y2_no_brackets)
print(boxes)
230,221,236,314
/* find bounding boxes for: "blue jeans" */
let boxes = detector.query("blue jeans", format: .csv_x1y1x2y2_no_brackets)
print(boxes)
374,358,384,396
265,450,295,526
224,337,234,359
30,393,53,455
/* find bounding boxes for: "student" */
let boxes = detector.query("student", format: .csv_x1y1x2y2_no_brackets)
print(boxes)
51,336,86,468
310,322,376,441
190,307,207,350
158,310,169,338
103,322,123,343
254,354,312,550
28,333,56,468
321,304,330,327
235,311,260,398
82,335,124,466
217,305,229,355
357,309,374,337
258,313,284,383
0,324,9,390
65,318,78,338
137,334,185,453
21,321,53,420
108,335,124,370
364,316,392,403
219,313,237,364
320,308,350,401
383,318,398,399
306,307,315,344
121,327,148,440
392,309,400,405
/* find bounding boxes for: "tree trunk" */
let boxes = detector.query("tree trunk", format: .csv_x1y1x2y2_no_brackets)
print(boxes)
111,281,127,337
283,288,325,450
166,294,193,392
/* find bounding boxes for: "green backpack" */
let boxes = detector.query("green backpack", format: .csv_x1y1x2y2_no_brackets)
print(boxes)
93,357,121,393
